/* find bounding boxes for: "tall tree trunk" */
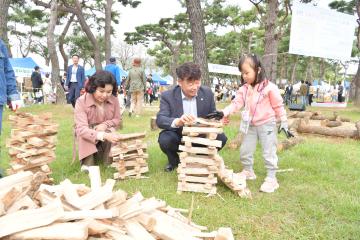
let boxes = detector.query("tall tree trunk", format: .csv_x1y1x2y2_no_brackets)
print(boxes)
263,0,279,82
59,14,74,72
319,58,325,80
305,57,313,83
105,0,113,64
353,0,360,106
0,0,11,54
291,55,299,84
48,0,65,104
73,0,102,70
185,0,210,86
170,50,179,86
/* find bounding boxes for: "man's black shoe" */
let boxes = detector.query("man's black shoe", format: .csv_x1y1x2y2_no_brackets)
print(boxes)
164,164,176,172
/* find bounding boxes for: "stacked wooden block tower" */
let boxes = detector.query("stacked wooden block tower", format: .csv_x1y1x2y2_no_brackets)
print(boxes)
6,112,58,183
177,119,224,195
110,132,149,180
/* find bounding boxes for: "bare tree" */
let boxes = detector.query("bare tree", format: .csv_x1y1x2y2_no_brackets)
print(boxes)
185,0,210,86
112,42,136,70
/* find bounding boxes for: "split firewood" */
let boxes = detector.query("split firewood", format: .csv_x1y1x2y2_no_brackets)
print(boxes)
110,132,149,180
0,167,235,240
6,112,58,183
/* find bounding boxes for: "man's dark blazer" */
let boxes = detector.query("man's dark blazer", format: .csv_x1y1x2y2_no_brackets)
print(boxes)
65,64,85,90
156,85,216,133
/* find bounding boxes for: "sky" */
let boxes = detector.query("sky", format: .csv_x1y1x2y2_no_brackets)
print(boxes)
11,0,344,69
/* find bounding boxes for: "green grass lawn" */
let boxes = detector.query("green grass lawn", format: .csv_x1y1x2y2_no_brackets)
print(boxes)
1,102,359,239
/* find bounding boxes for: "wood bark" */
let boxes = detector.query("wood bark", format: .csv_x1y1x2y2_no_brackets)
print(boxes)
297,119,358,138
47,0,64,105
185,0,210,86
263,0,279,82
105,0,113,64
59,14,75,72
0,0,11,51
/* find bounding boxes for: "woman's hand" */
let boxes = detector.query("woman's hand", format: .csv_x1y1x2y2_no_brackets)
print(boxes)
104,132,121,143
94,124,107,132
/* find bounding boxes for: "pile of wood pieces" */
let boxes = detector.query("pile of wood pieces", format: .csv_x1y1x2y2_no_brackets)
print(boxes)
6,112,58,183
177,119,223,195
288,111,360,139
110,132,149,180
0,167,234,240
178,118,251,198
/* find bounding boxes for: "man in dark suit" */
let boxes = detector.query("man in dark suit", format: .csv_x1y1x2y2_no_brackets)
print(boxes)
31,66,43,103
156,62,227,172
65,54,85,107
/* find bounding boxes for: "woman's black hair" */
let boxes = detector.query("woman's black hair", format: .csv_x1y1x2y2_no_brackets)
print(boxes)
85,70,117,96
238,53,267,88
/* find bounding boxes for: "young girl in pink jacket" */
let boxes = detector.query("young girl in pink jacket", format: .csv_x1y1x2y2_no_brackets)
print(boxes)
222,54,288,193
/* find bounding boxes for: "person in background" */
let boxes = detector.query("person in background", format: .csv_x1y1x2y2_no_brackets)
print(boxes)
104,57,121,88
43,73,53,103
284,84,293,106
65,54,85,107
0,38,22,177
74,71,121,173
337,81,344,103
126,58,146,117
221,54,288,193
31,66,43,104
331,85,338,102
299,80,308,106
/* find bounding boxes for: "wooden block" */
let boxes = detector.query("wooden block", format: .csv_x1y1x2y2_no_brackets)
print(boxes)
182,136,222,148
88,166,102,191
0,199,64,238
27,137,47,147
9,222,88,240
60,209,118,221
177,166,216,175
125,219,156,240
178,175,217,184
105,189,128,208
215,227,234,240
177,182,216,195
183,127,223,134
135,213,156,231
181,156,216,166
179,145,217,155
0,171,33,199
6,196,38,214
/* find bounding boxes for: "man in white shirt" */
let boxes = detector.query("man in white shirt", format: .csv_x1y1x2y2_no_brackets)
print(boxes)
65,54,85,107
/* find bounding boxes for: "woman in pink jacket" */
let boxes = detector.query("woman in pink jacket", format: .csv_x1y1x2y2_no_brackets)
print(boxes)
75,70,122,172
222,54,288,193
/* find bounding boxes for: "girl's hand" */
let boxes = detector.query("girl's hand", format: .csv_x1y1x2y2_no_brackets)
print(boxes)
222,116,230,125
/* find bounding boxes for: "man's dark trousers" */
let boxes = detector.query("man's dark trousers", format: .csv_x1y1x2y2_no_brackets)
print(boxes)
158,130,227,167
67,82,80,107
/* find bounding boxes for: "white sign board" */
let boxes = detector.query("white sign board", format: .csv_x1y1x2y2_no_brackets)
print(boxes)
289,1,356,60
208,63,241,76
12,67,33,77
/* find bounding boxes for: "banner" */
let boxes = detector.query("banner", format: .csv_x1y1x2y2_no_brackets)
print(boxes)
289,1,356,60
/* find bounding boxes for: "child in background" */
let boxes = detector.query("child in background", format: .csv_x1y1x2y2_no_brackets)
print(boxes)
221,54,288,193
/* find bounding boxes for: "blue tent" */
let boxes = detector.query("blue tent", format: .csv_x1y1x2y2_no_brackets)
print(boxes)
9,57,39,77
151,73,168,85
85,66,128,80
